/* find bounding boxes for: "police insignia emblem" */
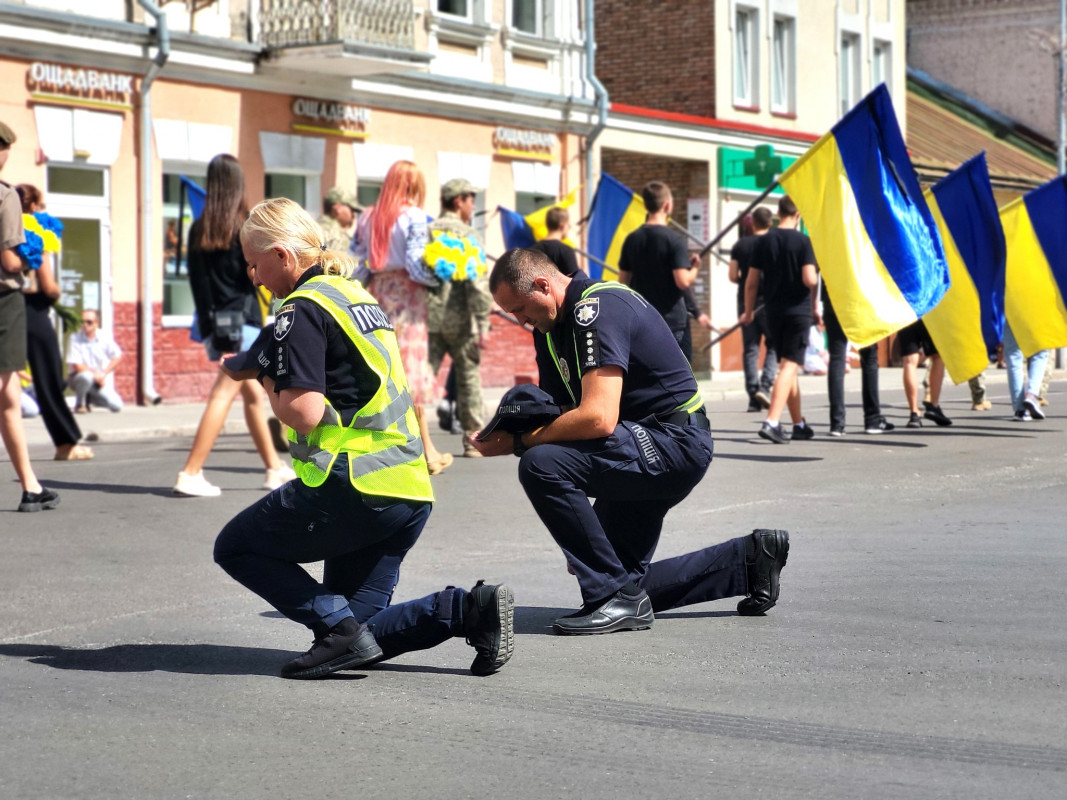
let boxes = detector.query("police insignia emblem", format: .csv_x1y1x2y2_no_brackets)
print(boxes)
559,358,571,383
574,298,599,326
274,304,296,340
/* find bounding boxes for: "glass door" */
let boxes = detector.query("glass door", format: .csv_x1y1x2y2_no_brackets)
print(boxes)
45,164,111,329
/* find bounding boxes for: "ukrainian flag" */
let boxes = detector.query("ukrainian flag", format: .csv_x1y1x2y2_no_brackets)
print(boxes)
585,173,647,281
498,188,580,251
498,206,537,249
779,84,949,347
921,154,1006,384
999,175,1067,357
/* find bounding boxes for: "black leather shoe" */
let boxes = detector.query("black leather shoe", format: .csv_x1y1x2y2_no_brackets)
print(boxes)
737,529,789,616
280,618,383,679
463,580,515,676
553,588,654,635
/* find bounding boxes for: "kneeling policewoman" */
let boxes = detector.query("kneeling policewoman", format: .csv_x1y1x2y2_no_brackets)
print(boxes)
213,198,513,679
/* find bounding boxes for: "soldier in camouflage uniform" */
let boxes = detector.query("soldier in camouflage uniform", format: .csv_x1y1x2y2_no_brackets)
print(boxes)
316,186,357,254
427,178,492,457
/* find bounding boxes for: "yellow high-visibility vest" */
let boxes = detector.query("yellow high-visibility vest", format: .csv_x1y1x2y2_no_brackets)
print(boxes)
284,274,434,503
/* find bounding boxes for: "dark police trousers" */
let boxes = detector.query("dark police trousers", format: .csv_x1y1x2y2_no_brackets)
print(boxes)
214,460,466,660
518,416,749,609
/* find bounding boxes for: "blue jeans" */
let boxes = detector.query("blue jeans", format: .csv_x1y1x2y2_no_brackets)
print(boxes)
213,462,465,660
1003,325,1050,412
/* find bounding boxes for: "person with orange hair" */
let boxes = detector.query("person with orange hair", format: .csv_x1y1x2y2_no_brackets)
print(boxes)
351,161,451,474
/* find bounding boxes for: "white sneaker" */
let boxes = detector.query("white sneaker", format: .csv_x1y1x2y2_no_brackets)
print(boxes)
263,465,296,490
174,471,221,497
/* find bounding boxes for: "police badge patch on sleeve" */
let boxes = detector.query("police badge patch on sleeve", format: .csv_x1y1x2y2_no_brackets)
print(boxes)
274,304,296,340
574,297,599,326
580,328,601,369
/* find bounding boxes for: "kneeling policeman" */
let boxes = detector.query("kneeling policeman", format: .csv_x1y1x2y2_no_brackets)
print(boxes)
473,248,788,634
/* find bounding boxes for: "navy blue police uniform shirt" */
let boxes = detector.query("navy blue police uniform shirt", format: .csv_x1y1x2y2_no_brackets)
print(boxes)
271,266,381,426
537,274,698,423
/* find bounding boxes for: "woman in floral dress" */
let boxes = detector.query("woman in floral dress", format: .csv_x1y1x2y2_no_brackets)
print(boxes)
352,161,450,474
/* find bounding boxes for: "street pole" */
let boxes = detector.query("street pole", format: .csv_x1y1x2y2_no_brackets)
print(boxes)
1058,0,1066,368
1060,0,1066,176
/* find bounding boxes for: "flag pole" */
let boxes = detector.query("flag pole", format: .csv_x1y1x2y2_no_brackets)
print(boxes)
700,304,764,352
696,179,780,260
667,219,731,265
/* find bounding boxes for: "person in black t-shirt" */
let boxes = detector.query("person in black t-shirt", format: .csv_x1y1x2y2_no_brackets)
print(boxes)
740,196,818,444
530,206,582,277
730,206,776,411
618,181,700,359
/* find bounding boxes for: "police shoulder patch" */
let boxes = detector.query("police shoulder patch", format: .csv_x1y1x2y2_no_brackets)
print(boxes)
579,328,601,370
274,304,296,340
574,297,599,327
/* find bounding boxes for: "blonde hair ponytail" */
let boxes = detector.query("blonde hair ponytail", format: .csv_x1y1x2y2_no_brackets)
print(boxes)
243,197,357,278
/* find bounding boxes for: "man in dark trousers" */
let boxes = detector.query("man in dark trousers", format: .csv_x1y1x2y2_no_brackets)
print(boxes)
618,181,700,359
472,248,789,635
730,206,776,411
822,286,894,436
740,196,818,444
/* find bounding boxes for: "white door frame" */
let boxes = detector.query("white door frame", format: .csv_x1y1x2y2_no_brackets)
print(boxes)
45,164,113,331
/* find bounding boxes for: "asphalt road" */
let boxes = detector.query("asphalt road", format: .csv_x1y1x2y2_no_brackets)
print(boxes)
1,382,1065,799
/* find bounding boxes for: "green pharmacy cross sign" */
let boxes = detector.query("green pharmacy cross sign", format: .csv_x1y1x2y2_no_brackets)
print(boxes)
718,144,794,194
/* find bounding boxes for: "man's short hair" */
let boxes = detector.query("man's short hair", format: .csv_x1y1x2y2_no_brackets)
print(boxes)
489,248,555,294
777,195,798,218
641,181,671,214
752,207,774,230
545,206,569,233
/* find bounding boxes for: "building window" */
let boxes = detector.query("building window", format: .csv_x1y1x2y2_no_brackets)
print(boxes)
771,16,795,114
515,191,554,217
161,172,205,317
437,0,470,20
512,0,542,36
733,6,759,108
357,182,382,209
873,39,892,93
840,33,862,117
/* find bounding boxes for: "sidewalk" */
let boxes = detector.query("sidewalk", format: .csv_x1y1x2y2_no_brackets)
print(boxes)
20,366,1033,447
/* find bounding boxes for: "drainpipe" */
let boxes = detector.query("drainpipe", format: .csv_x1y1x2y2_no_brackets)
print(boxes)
136,0,169,404
583,0,609,217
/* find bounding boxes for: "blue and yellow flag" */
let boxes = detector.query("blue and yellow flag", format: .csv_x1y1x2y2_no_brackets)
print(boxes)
498,206,537,249
498,188,580,251
999,175,1067,357
779,84,949,347
922,154,1006,384
585,173,647,281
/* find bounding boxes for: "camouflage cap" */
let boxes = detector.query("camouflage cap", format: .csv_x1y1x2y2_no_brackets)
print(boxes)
0,121,16,147
441,178,476,203
324,186,357,209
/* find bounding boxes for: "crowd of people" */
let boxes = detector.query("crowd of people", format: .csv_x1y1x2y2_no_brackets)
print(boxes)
0,132,1053,678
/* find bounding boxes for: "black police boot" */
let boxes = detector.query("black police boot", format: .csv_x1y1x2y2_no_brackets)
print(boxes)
737,529,790,616
280,617,383,680
552,587,654,635
463,580,515,676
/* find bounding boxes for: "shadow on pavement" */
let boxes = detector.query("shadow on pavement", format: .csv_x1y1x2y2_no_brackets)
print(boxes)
35,479,174,498
0,642,290,676
515,605,573,636
654,610,737,620
711,452,824,463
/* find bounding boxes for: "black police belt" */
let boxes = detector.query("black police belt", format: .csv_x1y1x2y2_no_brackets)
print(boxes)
657,405,711,431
